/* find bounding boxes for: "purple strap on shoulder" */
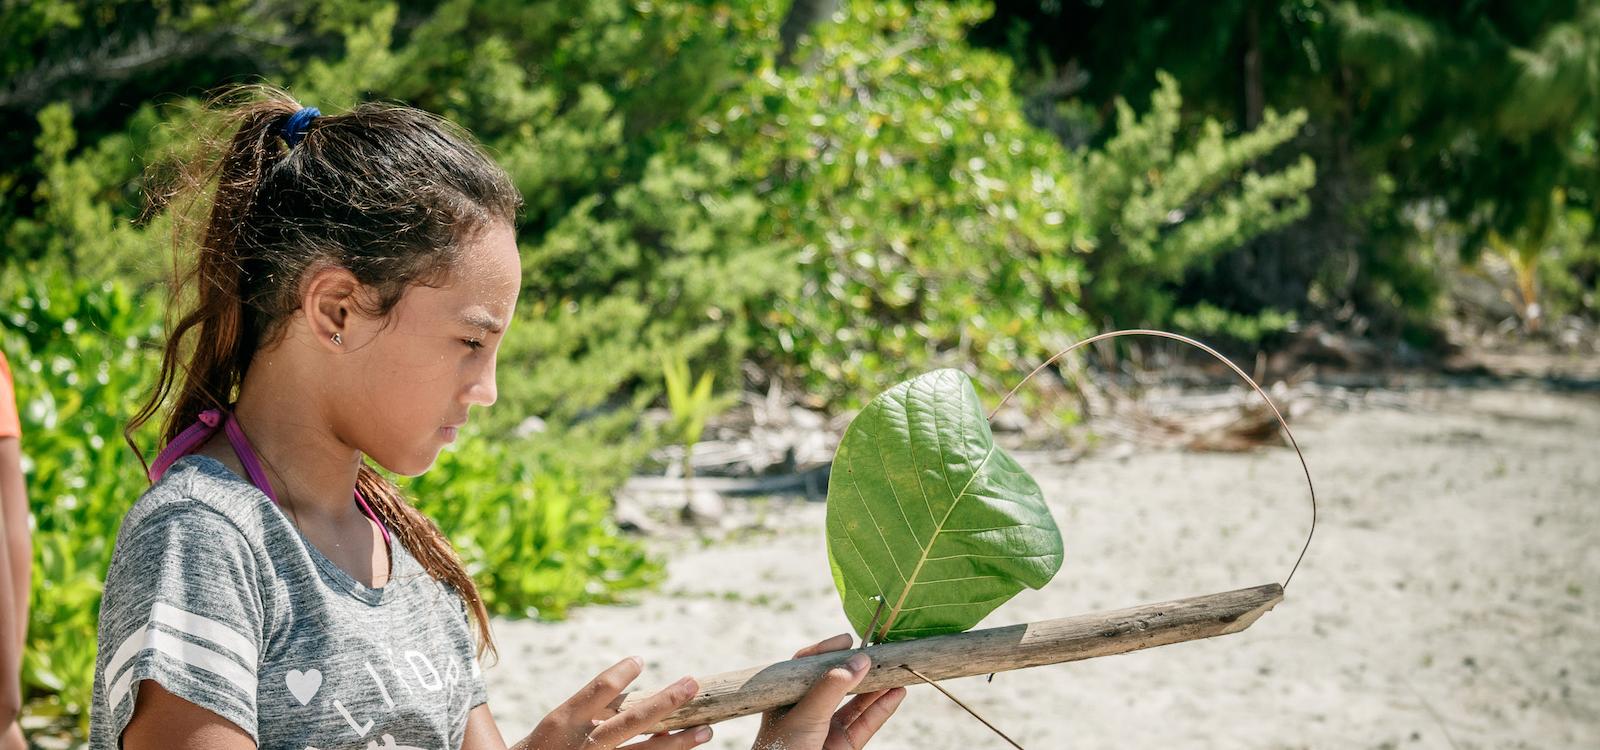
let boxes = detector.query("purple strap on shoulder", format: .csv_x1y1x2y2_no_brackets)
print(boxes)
223,415,280,504
147,407,391,544
147,409,224,483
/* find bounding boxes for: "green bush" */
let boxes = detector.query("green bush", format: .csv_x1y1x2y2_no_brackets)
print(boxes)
403,436,662,622
4,100,184,287
717,0,1091,408
709,2,1313,406
1,269,163,724
1522,188,1598,324
1539,207,1599,321
1077,71,1315,336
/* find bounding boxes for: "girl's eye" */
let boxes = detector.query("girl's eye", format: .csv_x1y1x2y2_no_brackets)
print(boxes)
462,338,484,351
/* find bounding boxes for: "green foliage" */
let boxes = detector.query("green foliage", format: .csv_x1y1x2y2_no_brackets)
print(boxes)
1077,71,1315,333
1492,187,1600,324
826,368,1062,642
718,0,1091,406
1324,2,1600,242
0,0,314,278
661,352,721,450
2,102,175,284
495,139,788,443
709,2,1312,402
1539,208,1600,321
1172,303,1297,343
1,268,164,724
402,437,663,622
976,0,1600,331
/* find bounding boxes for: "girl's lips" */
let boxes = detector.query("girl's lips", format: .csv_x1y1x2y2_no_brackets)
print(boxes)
440,425,460,442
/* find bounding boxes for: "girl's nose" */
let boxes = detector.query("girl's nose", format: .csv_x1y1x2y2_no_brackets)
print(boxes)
466,357,497,407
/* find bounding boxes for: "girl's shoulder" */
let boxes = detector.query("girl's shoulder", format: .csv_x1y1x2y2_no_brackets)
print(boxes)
121,453,276,547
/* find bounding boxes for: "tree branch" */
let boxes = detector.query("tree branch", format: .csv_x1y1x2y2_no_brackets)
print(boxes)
619,583,1284,732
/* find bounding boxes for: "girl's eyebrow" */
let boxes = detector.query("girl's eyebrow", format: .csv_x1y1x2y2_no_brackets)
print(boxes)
459,310,505,333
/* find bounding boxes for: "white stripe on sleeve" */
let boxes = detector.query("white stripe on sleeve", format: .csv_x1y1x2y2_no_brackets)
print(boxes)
105,626,257,712
105,602,257,685
150,601,258,665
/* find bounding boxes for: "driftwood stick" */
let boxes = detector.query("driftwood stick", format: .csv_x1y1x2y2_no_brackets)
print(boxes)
621,583,1283,733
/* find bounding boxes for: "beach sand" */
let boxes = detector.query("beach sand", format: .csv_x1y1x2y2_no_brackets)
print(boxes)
482,385,1600,749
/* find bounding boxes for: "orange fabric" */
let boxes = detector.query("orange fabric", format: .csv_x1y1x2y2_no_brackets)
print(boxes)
0,351,19,439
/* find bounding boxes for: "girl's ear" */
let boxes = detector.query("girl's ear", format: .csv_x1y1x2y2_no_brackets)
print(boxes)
301,264,362,350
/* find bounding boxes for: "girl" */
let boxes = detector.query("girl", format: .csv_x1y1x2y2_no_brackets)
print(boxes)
90,86,905,750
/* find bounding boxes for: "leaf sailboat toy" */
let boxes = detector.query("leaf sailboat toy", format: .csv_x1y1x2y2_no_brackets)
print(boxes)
617,330,1315,739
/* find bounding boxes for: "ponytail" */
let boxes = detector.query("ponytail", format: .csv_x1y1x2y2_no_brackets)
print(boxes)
128,103,291,451
127,84,519,661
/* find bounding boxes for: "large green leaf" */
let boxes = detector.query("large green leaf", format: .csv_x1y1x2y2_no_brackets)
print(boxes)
826,368,1064,642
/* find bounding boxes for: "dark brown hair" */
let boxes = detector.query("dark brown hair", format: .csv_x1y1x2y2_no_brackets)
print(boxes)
127,83,522,660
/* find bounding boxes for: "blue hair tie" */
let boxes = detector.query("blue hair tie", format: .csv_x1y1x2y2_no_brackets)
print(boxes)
280,106,321,148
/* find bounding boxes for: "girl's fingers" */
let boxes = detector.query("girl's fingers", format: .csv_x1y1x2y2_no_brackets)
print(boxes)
590,676,699,747
793,632,855,659
618,725,714,749
831,688,891,728
558,657,644,720
844,686,906,748
784,652,871,728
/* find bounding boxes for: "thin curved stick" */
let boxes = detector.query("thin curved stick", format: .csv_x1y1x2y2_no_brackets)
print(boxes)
987,329,1317,591
900,665,1026,749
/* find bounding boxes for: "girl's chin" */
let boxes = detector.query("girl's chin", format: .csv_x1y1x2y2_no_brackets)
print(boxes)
370,446,445,478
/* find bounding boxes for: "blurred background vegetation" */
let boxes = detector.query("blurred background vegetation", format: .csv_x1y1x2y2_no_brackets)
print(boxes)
1,0,1596,729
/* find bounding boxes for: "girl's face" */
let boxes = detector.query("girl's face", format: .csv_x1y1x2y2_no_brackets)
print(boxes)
333,221,522,475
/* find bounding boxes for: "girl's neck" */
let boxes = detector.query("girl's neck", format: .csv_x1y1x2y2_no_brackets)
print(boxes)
229,356,365,526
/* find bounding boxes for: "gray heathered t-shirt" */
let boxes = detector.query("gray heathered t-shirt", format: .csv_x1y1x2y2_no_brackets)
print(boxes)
89,454,489,750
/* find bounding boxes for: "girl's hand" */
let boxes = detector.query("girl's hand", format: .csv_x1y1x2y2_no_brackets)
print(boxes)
515,657,714,750
753,634,907,750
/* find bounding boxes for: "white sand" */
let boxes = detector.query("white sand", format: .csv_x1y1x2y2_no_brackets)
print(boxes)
481,386,1600,749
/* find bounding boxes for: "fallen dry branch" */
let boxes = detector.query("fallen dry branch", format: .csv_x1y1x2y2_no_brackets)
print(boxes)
621,583,1284,733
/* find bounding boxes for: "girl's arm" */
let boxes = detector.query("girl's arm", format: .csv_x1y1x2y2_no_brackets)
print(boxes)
0,434,25,745
0,435,23,733
0,489,17,732
121,681,255,750
0,435,25,644
461,704,508,749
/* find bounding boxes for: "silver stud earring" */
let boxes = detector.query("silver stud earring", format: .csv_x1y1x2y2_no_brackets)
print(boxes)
331,332,342,346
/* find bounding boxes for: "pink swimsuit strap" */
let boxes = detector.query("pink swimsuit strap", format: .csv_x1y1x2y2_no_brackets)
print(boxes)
148,408,391,544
